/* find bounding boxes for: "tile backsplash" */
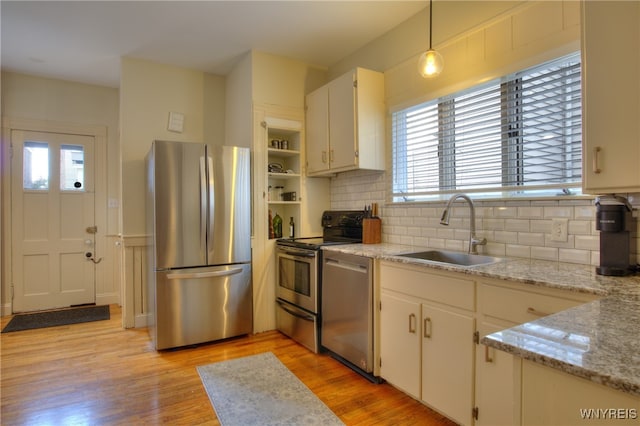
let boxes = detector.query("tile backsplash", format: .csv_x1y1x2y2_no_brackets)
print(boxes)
329,169,640,266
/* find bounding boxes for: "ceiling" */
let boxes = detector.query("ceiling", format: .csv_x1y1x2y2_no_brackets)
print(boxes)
1,1,426,88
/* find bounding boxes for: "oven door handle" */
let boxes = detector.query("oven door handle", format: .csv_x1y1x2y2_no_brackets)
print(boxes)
281,250,316,258
277,300,315,321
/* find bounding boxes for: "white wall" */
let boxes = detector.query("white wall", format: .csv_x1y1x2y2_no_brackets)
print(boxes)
327,1,640,265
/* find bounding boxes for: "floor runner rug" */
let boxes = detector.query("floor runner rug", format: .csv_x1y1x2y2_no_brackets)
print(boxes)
197,352,344,425
2,305,110,333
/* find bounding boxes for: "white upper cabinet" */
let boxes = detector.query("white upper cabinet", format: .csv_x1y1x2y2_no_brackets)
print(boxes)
305,68,385,176
581,1,640,194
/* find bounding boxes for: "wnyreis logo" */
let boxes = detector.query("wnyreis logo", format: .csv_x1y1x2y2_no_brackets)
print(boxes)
579,408,638,420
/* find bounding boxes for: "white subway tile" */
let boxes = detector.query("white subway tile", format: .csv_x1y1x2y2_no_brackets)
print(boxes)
531,246,558,261
494,230,519,244
568,220,592,235
559,249,591,265
505,244,531,258
505,219,530,232
518,206,544,219
484,218,505,231
494,206,518,218
543,206,573,218
530,220,551,234
518,232,545,246
575,235,599,251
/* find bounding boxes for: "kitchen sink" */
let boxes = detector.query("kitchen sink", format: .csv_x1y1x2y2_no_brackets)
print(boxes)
398,250,502,266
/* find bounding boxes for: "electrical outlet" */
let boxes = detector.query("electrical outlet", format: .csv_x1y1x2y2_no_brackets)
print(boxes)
550,218,568,242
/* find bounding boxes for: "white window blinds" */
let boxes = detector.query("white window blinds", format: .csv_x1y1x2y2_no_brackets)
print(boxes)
392,53,582,202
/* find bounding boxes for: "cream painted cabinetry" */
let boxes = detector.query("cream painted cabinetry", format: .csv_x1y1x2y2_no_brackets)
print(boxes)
581,1,640,193
305,68,385,176
379,261,475,425
522,360,640,426
252,104,329,333
475,280,597,426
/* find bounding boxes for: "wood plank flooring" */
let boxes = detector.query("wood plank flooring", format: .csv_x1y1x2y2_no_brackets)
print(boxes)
1,305,456,425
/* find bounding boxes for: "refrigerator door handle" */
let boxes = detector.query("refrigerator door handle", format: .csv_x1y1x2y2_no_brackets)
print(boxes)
199,155,207,259
207,154,215,259
166,268,243,280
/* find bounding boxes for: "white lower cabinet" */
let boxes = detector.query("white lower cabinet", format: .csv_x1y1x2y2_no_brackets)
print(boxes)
475,280,598,426
522,360,640,426
379,261,475,425
475,320,522,426
379,290,421,398
379,261,601,426
421,302,475,425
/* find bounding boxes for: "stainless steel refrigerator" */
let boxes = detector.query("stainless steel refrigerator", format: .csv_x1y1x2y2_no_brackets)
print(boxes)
146,141,252,350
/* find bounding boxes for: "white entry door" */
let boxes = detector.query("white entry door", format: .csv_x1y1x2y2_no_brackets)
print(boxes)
11,130,96,312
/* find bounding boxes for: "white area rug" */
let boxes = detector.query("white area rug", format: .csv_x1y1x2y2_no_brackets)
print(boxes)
197,352,344,425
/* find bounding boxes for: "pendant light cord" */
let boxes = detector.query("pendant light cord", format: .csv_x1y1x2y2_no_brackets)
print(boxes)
429,0,433,50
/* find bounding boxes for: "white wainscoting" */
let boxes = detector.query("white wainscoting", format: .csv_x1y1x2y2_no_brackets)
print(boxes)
121,235,150,328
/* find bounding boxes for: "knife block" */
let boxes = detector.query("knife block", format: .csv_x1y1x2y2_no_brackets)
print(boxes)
363,218,381,244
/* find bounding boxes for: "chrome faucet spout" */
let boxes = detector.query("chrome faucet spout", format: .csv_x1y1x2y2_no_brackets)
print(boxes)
440,193,487,254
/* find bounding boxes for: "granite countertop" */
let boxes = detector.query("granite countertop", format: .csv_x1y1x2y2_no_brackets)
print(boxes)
323,243,640,397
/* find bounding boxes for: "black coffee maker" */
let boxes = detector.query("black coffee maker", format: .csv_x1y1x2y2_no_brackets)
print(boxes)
595,195,633,276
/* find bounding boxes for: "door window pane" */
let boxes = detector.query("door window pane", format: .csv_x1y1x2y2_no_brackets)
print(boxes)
60,144,84,191
23,141,49,190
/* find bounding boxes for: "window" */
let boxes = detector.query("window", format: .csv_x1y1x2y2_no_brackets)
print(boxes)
23,141,49,190
392,53,582,202
60,144,84,191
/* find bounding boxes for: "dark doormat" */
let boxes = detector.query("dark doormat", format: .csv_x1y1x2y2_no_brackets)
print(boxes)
2,305,110,333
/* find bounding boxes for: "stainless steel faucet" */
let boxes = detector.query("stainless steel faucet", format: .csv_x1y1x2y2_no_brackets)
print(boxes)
440,193,487,254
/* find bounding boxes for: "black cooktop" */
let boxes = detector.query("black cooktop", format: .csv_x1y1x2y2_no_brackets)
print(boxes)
276,210,365,250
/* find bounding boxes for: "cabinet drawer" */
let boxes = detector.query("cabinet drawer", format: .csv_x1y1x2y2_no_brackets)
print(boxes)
480,283,589,324
380,262,474,311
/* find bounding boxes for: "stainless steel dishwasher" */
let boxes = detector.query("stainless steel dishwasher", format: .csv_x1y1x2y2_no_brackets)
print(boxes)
321,250,376,380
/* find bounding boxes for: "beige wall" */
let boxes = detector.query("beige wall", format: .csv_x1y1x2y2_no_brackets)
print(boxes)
331,1,579,110
119,57,226,236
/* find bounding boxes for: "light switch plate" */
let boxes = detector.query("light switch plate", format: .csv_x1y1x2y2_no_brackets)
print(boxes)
550,218,568,242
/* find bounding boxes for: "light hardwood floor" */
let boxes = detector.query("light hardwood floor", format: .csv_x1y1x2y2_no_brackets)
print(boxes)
1,305,456,425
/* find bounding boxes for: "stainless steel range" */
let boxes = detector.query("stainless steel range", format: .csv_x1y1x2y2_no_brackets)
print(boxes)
275,210,364,353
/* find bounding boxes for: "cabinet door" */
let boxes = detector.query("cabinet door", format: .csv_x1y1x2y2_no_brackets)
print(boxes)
421,303,475,426
582,1,640,193
379,290,421,399
305,86,330,175
328,70,358,171
475,320,521,426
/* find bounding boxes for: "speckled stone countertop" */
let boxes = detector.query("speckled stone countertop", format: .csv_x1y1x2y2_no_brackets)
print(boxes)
323,243,640,397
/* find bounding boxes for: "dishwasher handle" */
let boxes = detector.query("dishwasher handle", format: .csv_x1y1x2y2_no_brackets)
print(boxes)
324,258,369,274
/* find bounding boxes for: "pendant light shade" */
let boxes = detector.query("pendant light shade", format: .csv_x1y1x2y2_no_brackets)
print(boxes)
418,49,444,78
418,0,444,78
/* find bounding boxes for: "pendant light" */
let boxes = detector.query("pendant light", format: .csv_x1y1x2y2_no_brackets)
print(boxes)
418,0,444,78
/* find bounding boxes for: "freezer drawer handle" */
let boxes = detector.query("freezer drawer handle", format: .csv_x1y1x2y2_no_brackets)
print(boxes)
166,268,243,280
277,300,314,321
